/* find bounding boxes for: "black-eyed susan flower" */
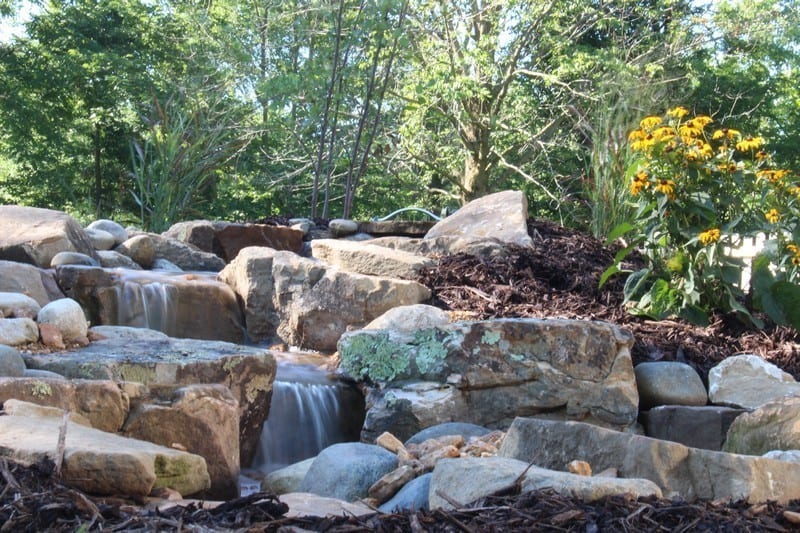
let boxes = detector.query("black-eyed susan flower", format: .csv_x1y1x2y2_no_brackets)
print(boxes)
698,228,721,245
755,150,769,162
667,106,690,119
630,171,649,195
757,169,790,182
712,128,741,141
735,136,764,152
640,116,662,130
655,179,675,196
765,209,781,224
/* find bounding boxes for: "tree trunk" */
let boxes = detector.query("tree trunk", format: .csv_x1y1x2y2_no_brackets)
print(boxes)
93,124,103,217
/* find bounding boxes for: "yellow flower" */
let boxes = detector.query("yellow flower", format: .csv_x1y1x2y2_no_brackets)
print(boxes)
787,243,800,255
640,116,662,130
717,162,738,173
735,136,764,152
755,150,770,162
757,169,790,182
667,106,690,118
630,134,655,152
630,171,649,195
712,128,741,141
698,228,721,245
655,179,675,196
628,129,646,142
765,209,781,224
693,115,713,127
793,256,800,266
679,122,703,139
652,126,676,142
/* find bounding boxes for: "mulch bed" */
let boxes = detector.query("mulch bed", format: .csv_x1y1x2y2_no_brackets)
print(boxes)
4,218,800,531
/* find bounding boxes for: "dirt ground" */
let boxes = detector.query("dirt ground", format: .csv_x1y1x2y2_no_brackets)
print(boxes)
3,219,800,531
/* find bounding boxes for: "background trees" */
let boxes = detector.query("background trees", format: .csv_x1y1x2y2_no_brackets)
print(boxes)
0,0,797,230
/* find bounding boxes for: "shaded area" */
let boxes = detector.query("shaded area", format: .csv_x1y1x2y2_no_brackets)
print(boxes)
417,219,800,381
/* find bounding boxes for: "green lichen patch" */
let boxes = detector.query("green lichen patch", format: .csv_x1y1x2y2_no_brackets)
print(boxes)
411,329,449,377
481,330,502,345
340,332,411,383
30,381,53,397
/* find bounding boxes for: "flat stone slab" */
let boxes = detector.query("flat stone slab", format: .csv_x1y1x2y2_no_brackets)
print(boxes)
22,332,276,466
0,415,209,496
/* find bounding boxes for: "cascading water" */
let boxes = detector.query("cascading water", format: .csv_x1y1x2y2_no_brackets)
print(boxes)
251,353,365,474
115,274,177,333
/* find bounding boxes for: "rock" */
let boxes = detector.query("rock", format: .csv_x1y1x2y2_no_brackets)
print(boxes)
723,396,800,455
280,492,374,518
364,304,450,332
122,384,240,500
152,258,182,271
635,362,707,409
708,354,800,409
764,449,800,463
0,291,41,319
290,269,431,352
0,260,57,306
262,458,315,495
84,228,116,250
23,368,65,379
368,464,416,503
289,218,313,236
357,220,435,238
23,335,276,466
405,422,492,446
162,220,221,252
310,239,435,280
423,191,533,255
86,219,128,245
215,223,304,261
1,398,92,426
0,317,39,345
640,405,746,450
126,230,226,272
498,417,800,504
116,235,155,268
568,460,592,476
0,345,25,377
0,206,98,268
379,472,432,513
96,250,142,269
218,248,324,341
38,322,65,348
89,325,170,341
376,431,406,453
341,319,639,441
328,219,359,237
37,298,88,343
55,266,244,344
299,442,398,501
0,377,129,432
429,457,662,511
0,415,209,497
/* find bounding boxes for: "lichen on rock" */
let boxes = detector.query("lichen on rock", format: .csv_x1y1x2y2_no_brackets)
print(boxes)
339,331,412,382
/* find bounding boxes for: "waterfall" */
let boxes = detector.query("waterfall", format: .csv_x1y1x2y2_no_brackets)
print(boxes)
252,357,365,473
115,277,176,333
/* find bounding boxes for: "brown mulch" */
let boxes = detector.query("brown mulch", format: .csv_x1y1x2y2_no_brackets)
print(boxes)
417,219,800,381
5,218,800,531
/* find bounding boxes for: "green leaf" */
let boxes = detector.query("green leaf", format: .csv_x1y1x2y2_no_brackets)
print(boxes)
623,268,651,304
679,304,709,326
771,281,800,330
605,222,635,244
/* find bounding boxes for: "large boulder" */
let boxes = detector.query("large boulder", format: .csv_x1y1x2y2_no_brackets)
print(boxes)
0,260,60,306
0,317,39,346
0,345,25,377
122,384,240,499
429,457,662,510
37,297,88,343
128,230,226,272
0,292,41,319
708,354,800,409
640,405,746,451
339,318,639,441
164,220,304,261
86,219,128,246
55,266,245,343
0,414,209,497
0,377,129,432
635,361,708,409
22,331,276,465
289,269,431,352
723,396,800,455
310,239,435,280
0,206,98,268
219,247,326,342
498,417,800,504
423,191,533,255
363,304,450,332
299,442,398,501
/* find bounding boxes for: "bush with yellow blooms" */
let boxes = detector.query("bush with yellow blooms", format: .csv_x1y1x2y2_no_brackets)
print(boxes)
603,106,800,328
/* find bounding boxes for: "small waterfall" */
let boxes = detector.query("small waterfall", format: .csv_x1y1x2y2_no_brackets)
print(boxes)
252,356,365,473
116,277,177,333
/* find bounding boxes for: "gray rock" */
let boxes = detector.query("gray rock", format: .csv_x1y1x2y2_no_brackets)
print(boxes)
84,227,116,250
640,405,746,450
96,250,142,269
0,291,41,319
87,219,128,245
311,239,435,280
379,472,431,512
0,345,25,377
763,450,800,463
723,396,800,455
364,304,450,333
299,442,398,501
280,492,374,518
498,417,800,503
0,206,98,268
89,325,170,341
424,190,532,255
328,219,359,237
22,368,65,379
0,317,39,345
50,251,100,268
428,457,661,511
152,258,182,271
406,422,491,446
635,362,707,409
0,260,56,306
116,235,155,269
37,298,88,343
262,457,315,495
145,232,226,272
708,354,800,409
